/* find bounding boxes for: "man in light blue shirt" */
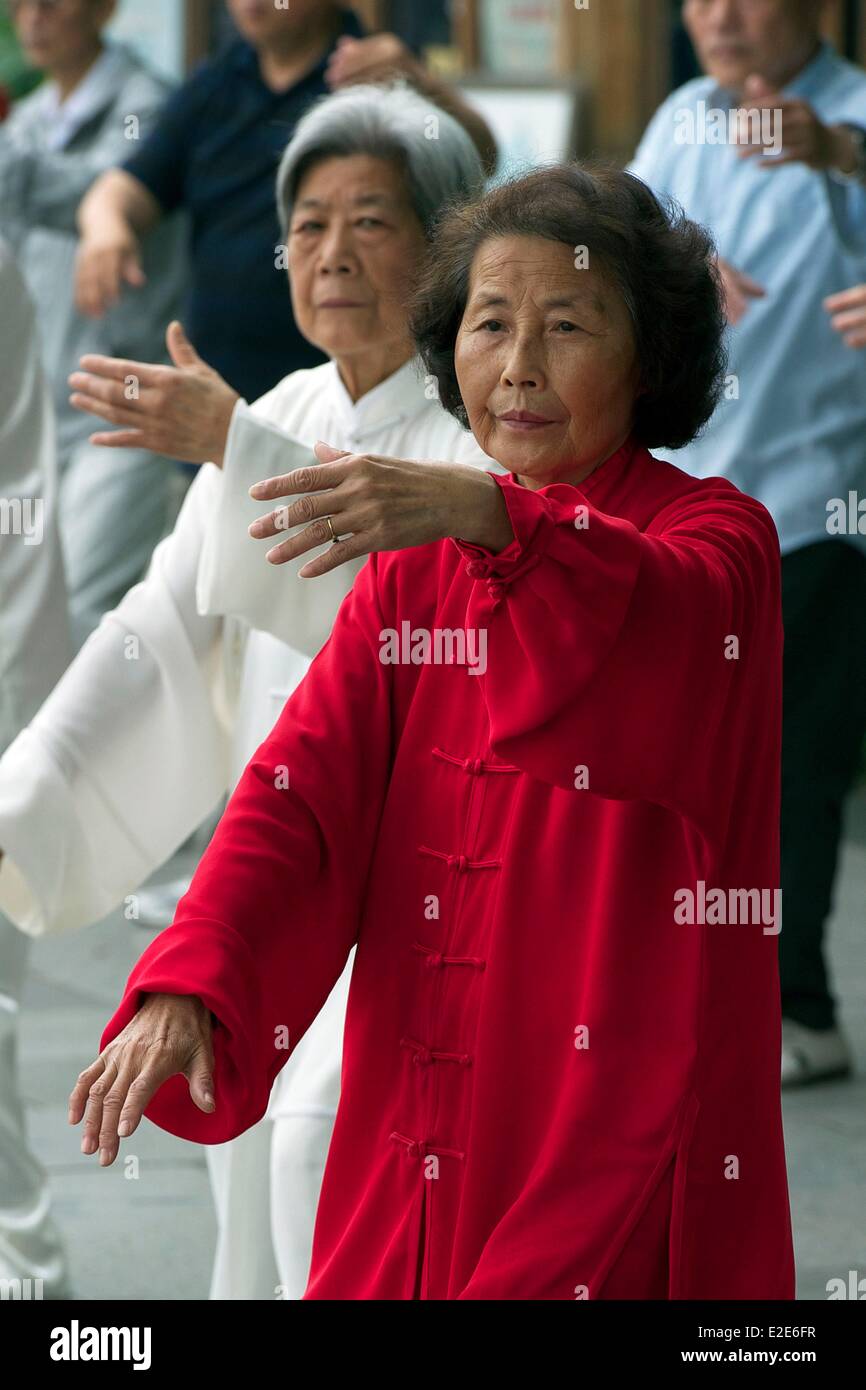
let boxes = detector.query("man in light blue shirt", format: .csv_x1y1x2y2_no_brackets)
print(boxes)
629,0,866,1087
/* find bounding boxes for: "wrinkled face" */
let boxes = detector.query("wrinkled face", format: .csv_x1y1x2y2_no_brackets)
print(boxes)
11,0,112,72
287,154,427,362
454,235,641,487
682,0,821,92
227,0,330,45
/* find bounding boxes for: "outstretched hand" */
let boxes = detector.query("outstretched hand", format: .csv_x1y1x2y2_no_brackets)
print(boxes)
69,992,215,1167
68,321,240,466
247,442,513,578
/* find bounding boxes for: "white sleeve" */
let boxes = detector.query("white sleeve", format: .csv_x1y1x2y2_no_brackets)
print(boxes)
197,400,367,655
0,465,232,937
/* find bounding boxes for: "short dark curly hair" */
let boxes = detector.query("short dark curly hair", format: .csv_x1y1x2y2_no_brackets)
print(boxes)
410,162,728,451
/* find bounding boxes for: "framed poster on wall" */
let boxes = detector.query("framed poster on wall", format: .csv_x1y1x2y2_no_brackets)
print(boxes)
477,0,559,77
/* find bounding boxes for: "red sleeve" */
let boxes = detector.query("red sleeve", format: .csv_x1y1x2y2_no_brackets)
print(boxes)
99,556,393,1143
453,469,782,865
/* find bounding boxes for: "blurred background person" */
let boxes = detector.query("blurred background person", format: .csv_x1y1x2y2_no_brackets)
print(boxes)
0,237,72,1298
629,0,866,1087
0,0,188,648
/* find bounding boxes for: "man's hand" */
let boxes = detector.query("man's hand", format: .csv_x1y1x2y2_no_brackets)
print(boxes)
68,321,240,465
825,284,866,349
717,257,767,325
69,992,215,1167
247,442,514,579
74,222,146,318
735,74,858,172
325,31,497,175
325,33,421,90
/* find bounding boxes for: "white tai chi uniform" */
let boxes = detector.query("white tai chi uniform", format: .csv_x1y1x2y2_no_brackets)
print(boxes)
0,241,72,1295
0,354,499,1298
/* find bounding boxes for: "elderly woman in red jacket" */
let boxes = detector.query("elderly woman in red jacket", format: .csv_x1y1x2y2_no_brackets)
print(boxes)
71,164,795,1301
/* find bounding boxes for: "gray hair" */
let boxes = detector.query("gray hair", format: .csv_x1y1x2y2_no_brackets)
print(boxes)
276,81,485,238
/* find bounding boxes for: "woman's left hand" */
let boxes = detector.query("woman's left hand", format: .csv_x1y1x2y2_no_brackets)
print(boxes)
248,443,514,578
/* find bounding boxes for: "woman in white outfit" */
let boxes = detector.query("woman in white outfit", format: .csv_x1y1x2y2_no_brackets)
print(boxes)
0,84,497,1299
0,238,72,1297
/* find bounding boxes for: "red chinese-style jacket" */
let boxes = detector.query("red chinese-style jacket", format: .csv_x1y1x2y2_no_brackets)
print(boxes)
102,436,795,1300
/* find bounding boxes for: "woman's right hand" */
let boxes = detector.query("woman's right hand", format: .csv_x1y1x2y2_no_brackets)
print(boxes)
69,992,216,1166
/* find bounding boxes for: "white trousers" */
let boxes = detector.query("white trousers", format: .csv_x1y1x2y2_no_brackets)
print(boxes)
204,1110,337,1301
0,912,68,1294
204,955,352,1300
204,1122,280,1301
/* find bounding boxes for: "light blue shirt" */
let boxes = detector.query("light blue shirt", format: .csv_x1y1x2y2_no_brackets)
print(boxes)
629,41,866,555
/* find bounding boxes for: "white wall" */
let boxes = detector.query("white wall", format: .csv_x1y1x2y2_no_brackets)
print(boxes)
108,0,186,82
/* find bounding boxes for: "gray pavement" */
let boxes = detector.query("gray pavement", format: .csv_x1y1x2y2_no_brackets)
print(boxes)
19,842,215,1300
17,794,866,1301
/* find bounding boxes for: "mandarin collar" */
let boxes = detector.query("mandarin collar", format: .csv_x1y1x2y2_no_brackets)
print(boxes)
579,433,642,500
504,434,641,503
328,355,427,442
